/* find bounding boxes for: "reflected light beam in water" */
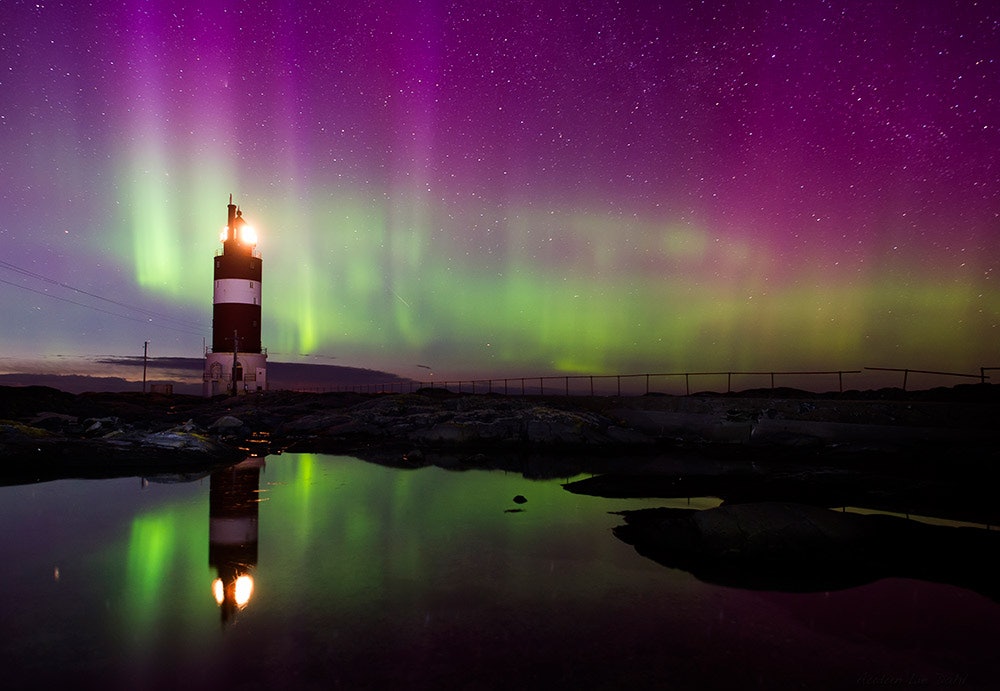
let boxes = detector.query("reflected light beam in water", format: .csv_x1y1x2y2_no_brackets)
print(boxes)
211,574,255,609
234,575,254,607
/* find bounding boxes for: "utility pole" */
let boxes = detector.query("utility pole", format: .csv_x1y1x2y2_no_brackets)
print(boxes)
142,341,149,393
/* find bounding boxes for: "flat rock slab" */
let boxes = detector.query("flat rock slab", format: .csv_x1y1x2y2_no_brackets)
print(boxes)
613,502,1000,599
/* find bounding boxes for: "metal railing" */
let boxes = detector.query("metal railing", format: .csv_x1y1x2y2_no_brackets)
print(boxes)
299,369,864,396
865,367,994,391
425,370,864,397
293,365,993,397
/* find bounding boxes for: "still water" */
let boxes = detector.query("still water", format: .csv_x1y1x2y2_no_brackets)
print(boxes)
2,453,998,690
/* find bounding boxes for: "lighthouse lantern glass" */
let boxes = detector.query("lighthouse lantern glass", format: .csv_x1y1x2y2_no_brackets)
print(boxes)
240,225,257,246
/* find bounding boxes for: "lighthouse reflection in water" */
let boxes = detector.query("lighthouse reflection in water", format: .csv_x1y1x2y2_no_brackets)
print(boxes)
208,456,263,624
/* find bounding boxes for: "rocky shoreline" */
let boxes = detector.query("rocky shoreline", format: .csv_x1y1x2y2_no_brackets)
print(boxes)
2,383,998,485
5,383,999,596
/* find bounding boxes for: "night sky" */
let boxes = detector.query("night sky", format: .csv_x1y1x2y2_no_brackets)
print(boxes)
2,1,998,384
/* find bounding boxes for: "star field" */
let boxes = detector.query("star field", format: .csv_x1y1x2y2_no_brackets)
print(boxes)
1,0,997,384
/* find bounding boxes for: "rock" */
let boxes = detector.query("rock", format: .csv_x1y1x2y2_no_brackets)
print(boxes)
142,431,199,449
412,422,479,443
276,413,353,434
513,495,527,504
30,412,77,431
0,422,52,456
613,501,1000,600
402,449,424,463
604,425,653,445
84,417,121,436
210,415,245,430
208,415,249,441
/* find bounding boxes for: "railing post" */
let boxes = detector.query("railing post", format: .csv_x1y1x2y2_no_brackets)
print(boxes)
521,378,525,395
539,377,544,396
685,373,690,396
590,376,594,396
770,372,775,389
903,369,909,391
565,377,569,396
617,375,621,396
727,372,732,393
645,373,650,394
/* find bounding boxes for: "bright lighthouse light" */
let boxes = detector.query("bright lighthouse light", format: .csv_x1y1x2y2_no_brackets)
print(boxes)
240,225,257,245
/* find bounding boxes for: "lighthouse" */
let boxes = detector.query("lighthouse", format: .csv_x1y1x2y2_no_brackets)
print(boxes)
203,196,267,396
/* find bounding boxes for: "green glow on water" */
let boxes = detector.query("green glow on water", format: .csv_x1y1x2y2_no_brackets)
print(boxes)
249,453,641,614
125,512,176,611
121,503,214,648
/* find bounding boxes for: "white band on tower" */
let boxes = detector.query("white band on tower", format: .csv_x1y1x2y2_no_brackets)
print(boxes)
214,279,262,305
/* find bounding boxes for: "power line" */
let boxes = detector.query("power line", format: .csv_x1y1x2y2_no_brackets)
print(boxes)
0,276,207,338
0,259,207,330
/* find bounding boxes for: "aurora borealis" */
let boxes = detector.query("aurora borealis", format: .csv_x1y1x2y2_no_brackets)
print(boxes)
1,1,998,385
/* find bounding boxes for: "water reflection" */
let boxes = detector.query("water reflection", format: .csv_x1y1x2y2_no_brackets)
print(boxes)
208,455,263,624
4,453,1000,688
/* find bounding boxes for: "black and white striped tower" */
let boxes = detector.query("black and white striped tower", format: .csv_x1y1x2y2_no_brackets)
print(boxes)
203,195,267,396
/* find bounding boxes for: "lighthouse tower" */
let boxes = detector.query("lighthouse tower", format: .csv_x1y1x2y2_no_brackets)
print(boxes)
203,196,267,396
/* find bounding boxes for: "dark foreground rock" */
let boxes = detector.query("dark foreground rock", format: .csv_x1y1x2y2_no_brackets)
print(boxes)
563,459,1000,526
613,502,1000,602
0,387,256,484
1,416,245,485
2,383,998,485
